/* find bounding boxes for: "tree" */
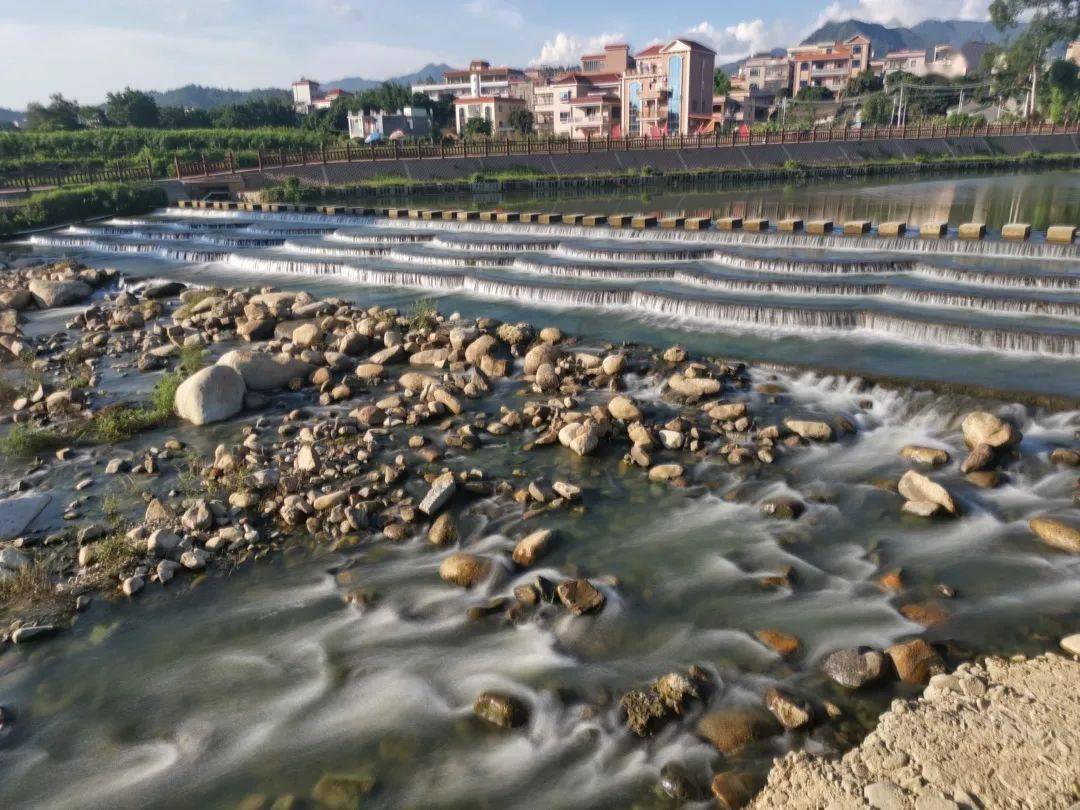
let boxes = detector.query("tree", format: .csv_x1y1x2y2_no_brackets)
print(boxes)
990,0,1079,48
25,93,81,130
795,85,833,102
464,117,492,138
861,92,892,125
508,108,534,135
105,87,160,128
846,70,883,96
713,69,731,96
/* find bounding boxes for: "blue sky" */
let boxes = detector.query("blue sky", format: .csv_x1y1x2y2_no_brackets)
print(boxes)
0,0,992,108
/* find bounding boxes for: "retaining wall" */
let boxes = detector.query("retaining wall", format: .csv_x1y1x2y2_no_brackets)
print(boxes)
254,133,1080,185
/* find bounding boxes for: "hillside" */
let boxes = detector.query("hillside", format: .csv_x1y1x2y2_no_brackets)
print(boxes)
149,85,290,109
322,63,455,93
0,107,23,125
801,18,1022,56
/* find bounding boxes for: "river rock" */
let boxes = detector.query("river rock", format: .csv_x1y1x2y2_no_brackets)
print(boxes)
174,365,245,426
1060,634,1080,656
961,411,1019,449
960,443,996,473
556,578,605,615
755,629,801,657
897,470,956,515
512,529,552,566
121,575,144,596
648,463,683,482
0,546,29,571
524,343,561,374
784,418,834,442
419,472,456,516
147,529,181,557
11,624,59,643
1028,516,1080,553
760,496,805,519
0,493,51,540
764,687,813,729
29,278,92,308
668,374,721,398
473,691,529,729
464,334,499,365
607,395,642,422
217,350,311,391
311,774,375,808
886,638,945,684
427,513,457,546
899,445,950,466
695,707,780,754
438,552,491,587
822,647,886,688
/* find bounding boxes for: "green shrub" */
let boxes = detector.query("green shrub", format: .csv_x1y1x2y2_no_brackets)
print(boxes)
0,182,166,237
0,424,71,457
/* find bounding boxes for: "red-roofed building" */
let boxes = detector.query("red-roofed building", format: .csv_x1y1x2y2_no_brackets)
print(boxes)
412,60,526,101
621,39,716,136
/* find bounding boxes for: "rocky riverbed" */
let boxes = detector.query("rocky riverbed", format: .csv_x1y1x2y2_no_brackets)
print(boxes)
0,251,1078,808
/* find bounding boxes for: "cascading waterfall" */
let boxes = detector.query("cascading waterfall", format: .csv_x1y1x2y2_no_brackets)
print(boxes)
280,241,393,258
383,248,517,268
431,236,562,252
143,245,1080,358
710,253,914,276
509,258,1080,319
29,235,228,263
350,212,1080,263
61,228,286,248
555,245,718,263
328,230,435,245
912,264,1080,291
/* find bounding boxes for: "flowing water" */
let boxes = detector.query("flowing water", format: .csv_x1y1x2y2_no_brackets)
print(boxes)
1,172,1079,809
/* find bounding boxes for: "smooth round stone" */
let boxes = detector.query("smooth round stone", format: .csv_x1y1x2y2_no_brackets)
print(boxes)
1060,633,1080,656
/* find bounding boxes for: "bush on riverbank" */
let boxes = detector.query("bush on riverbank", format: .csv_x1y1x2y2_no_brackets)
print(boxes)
0,128,343,177
0,182,166,237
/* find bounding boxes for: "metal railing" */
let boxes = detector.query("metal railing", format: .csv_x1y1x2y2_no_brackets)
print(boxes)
0,160,155,192
173,120,1080,179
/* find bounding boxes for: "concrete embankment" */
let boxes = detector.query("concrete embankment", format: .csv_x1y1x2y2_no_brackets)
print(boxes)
258,132,1080,185
748,653,1080,809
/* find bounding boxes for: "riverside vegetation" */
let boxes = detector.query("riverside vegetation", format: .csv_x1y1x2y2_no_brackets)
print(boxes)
0,244,1078,806
0,182,167,238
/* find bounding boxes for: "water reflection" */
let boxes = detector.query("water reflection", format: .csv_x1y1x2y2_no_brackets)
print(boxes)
335,170,1080,231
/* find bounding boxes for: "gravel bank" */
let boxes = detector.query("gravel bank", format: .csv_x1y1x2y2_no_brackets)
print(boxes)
749,653,1080,809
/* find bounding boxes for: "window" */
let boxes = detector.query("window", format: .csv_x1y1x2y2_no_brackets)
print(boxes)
559,112,570,123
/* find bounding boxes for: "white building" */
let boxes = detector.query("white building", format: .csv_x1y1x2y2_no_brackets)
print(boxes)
346,108,432,140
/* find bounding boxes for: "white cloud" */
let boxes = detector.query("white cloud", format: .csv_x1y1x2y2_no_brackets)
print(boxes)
463,0,523,29
530,32,626,67
0,21,441,108
812,0,991,30
683,19,785,63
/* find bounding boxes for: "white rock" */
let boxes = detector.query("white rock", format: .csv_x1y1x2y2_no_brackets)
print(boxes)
174,365,246,426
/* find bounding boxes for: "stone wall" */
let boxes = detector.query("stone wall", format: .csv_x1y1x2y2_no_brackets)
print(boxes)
254,132,1080,185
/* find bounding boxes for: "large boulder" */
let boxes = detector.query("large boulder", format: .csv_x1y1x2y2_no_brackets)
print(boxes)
29,278,93,308
961,411,1020,449
1029,517,1080,553
0,493,51,540
822,647,886,689
217,350,312,391
695,707,780,754
174,365,246,425
898,470,957,516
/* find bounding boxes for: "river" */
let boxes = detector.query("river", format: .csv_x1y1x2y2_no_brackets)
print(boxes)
0,170,1078,809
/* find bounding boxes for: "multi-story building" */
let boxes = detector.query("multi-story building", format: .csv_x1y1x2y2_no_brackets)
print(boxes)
453,95,528,136
292,78,321,113
536,71,623,137
620,39,716,136
882,49,928,76
346,108,432,141
788,35,871,94
412,60,525,101
580,44,634,75
881,42,989,78
741,53,792,94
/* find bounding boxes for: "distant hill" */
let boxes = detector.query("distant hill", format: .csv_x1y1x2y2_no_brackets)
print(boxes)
323,63,456,93
801,18,1022,56
149,85,290,109
145,64,456,111
0,107,23,125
